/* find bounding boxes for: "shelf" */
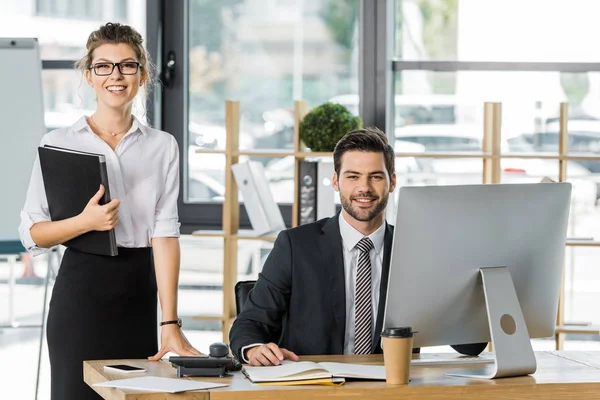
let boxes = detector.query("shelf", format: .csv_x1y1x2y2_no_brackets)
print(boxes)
193,149,600,162
559,154,600,161
191,230,225,238
234,232,278,241
190,234,598,245
555,325,600,335
236,149,295,157
499,153,600,161
190,229,279,241
296,151,334,158
396,151,490,159
238,151,334,158
191,315,226,321
193,149,600,161
193,149,335,157
194,149,227,155
566,240,600,247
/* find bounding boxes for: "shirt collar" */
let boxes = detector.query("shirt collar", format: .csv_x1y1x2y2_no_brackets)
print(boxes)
338,211,386,255
72,116,90,132
131,115,148,136
72,115,147,136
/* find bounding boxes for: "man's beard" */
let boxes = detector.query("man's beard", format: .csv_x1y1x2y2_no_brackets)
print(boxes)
340,192,389,222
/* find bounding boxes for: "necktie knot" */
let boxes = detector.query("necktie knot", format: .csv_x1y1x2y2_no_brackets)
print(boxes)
356,237,374,254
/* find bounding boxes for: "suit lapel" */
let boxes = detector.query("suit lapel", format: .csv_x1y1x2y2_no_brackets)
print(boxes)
372,222,394,353
316,214,346,353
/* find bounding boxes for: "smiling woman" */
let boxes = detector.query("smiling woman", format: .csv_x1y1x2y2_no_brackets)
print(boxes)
18,22,202,400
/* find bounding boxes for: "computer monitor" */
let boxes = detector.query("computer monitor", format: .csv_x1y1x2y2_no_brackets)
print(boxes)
383,182,572,379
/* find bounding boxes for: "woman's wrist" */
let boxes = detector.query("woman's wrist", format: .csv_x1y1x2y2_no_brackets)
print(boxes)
160,318,182,328
73,213,92,234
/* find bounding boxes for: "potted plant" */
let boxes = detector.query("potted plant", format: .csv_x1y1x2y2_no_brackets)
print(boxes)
299,102,362,152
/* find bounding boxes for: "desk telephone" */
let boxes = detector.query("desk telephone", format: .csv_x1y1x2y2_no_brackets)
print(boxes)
169,342,242,377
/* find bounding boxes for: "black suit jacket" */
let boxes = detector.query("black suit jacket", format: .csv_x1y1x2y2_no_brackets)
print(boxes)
229,214,486,360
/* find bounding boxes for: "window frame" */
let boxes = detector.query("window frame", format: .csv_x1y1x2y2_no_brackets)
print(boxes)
160,0,383,233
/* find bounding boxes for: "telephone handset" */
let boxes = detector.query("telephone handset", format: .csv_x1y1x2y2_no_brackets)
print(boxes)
169,342,242,377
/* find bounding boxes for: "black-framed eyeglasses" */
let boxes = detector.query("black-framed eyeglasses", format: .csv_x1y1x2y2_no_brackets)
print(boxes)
89,62,142,76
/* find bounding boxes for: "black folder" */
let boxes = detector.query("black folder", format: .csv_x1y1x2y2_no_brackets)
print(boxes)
38,145,118,256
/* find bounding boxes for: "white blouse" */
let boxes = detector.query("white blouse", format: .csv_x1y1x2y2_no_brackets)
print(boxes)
19,115,181,256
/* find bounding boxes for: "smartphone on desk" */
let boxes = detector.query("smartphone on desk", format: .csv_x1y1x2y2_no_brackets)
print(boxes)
104,364,147,374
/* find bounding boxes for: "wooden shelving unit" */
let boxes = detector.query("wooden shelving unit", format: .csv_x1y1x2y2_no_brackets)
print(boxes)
190,100,600,348
191,100,309,342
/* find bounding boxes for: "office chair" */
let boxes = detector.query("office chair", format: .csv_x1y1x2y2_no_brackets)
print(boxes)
234,280,256,315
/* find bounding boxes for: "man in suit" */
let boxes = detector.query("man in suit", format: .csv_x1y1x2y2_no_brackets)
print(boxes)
229,127,486,366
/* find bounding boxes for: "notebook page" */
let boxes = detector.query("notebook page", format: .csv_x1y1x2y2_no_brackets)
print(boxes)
319,362,386,380
94,377,227,393
243,361,331,382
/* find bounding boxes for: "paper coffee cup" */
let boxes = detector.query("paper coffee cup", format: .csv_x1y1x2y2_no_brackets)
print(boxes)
381,327,414,385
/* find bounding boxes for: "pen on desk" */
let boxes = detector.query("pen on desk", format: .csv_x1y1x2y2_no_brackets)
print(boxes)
566,237,594,241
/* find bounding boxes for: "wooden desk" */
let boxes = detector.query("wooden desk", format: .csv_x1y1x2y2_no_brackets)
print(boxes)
84,351,600,399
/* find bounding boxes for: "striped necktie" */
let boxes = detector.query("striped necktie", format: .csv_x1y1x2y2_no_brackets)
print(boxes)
354,237,374,355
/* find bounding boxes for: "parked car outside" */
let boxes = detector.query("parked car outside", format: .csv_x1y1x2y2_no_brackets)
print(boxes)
518,120,600,201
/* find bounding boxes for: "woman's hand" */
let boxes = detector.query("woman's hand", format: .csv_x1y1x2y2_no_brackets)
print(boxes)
148,325,204,361
78,184,120,231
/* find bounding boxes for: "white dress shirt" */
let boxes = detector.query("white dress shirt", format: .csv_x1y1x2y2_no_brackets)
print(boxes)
19,115,181,256
338,212,385,355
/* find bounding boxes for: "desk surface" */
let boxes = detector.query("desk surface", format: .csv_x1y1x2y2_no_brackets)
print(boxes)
84,351,600,400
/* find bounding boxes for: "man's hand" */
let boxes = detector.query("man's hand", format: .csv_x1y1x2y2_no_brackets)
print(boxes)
245,343,299,366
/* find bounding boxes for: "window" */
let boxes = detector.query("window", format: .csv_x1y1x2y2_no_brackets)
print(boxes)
396,0,600,63
185,0,359,206
394,1,600,351
36,0,103,19
114,0,129,20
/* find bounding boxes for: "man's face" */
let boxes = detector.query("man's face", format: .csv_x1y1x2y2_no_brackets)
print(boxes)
332,151,396,222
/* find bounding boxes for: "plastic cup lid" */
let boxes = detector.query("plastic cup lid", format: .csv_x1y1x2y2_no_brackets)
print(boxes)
381,327,415,338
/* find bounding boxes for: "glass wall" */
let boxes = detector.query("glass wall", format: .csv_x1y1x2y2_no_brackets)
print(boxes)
186,0,359,203
396,0,600,63
394,0,600,349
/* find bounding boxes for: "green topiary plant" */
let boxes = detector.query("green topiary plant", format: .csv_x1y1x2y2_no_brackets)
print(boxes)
299,102,363,152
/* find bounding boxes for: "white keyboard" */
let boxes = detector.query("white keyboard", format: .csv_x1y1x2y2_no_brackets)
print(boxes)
411,355,494,366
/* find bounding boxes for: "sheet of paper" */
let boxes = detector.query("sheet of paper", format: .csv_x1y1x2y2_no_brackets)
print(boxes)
319,362,386,380
93,376,228,393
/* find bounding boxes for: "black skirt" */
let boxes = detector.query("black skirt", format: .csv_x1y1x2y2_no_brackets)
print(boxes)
47,247,158,400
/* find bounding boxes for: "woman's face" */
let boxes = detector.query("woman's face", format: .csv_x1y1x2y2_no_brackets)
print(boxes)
85,43,143,111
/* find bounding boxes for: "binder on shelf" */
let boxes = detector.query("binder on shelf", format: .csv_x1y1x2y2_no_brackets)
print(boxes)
297,160,336,225
316,161,335,220
298,161,317,225
38,145,118,256
232,161,286,236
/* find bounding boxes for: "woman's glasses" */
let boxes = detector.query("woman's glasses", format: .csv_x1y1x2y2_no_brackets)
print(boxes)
89,62,142,76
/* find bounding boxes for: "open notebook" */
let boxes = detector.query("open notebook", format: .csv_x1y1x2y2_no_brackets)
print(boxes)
243,361,386,384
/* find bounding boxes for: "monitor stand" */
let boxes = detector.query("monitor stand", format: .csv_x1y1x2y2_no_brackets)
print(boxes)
447,266,537,379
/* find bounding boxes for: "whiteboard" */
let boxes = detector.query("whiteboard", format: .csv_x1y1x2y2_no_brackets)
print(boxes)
0,38,45,242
